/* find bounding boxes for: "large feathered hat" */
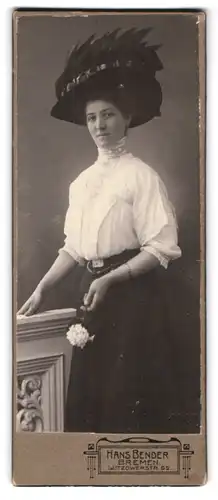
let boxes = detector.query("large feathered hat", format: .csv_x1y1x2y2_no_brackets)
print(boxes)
51,28,163,127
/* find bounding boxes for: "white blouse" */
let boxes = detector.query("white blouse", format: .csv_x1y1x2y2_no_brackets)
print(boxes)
59,150,181,269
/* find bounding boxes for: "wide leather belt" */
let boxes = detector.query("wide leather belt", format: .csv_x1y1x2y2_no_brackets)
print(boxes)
86,248,140,276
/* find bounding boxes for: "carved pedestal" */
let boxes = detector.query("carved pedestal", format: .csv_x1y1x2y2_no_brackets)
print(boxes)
16,308,76,432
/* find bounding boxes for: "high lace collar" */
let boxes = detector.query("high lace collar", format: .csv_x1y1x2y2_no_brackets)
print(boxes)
96,136,128,165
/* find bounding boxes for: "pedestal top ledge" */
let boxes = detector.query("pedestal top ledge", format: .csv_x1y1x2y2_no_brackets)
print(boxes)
16,308,76,342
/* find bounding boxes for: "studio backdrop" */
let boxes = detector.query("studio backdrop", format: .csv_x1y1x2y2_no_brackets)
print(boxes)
17,13,200,430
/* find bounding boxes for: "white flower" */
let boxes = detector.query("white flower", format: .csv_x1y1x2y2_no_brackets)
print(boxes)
66,323,95,349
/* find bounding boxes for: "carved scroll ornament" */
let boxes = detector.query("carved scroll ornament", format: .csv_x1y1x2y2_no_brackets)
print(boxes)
16,377,44,432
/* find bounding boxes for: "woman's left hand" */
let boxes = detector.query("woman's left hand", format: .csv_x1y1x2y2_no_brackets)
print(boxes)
82,275,112,312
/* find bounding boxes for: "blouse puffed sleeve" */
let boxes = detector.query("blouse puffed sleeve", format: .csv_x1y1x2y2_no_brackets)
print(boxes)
133,165,182,269
58,181,85,265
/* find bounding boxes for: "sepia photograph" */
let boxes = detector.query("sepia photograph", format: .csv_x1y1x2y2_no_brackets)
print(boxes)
14,10,205,485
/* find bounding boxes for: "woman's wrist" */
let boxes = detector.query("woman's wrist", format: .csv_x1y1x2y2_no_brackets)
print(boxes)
99,251,159,287
98,273,114,288
102,263,131,287
36,280,50,295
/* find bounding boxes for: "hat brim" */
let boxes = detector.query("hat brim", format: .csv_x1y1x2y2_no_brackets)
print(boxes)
50,70,162,128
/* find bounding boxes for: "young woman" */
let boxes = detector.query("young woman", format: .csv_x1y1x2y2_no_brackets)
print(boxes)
18,29,182,433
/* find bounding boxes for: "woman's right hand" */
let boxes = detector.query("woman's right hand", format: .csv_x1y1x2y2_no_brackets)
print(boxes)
17,286,44,317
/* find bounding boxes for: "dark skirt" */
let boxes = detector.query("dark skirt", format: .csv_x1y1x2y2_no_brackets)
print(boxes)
65,265,185,434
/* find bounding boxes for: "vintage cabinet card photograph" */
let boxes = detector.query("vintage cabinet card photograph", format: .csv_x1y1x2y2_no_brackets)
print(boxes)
13,9,206,486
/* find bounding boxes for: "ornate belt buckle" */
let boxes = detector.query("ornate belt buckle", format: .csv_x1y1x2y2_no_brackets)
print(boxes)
92,259,104,268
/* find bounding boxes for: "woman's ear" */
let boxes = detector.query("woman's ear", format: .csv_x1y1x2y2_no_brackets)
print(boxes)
124,115,131,135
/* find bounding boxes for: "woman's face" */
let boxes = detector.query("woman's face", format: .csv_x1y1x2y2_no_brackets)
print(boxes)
86,99,130,149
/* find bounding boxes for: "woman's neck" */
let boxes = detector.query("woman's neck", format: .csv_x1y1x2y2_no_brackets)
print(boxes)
97,136,128,163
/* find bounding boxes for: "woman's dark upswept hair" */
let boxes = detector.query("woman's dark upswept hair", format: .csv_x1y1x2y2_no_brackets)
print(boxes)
83,85,132,122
